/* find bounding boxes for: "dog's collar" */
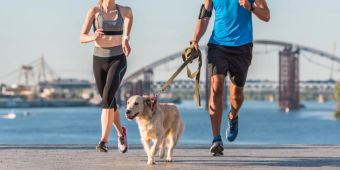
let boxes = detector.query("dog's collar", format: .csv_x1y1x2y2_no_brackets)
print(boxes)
151,96,157,111
152,110,157,115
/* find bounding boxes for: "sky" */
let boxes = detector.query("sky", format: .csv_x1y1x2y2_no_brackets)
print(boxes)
1,0,340,84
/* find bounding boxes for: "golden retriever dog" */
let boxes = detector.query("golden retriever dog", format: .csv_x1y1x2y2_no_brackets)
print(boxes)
125,95,184,165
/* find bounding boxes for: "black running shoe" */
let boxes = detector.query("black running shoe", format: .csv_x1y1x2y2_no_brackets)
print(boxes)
210,141,224,156
96,141,108,152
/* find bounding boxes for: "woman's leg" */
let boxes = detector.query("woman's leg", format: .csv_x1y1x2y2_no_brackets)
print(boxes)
106,56,128,153
101,55,127,139
100,108,125,142
110,108,123,136
100,108,115,142
100,109,124,143
93,57,111,143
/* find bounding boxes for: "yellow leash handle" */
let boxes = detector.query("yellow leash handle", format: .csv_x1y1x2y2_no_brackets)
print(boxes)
181,43,202,107
159,42,202,107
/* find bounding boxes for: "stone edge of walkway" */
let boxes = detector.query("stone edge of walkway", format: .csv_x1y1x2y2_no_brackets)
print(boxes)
1,144,339,150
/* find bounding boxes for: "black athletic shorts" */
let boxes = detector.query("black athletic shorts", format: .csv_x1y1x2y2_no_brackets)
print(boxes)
207,43,253,87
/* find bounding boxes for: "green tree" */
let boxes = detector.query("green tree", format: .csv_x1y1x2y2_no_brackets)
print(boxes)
336,82,340,100
334,82,340,120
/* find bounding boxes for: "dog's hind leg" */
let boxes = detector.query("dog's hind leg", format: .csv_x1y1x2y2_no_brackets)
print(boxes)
159,138,166,159
166,122,184,162
166,132,175,162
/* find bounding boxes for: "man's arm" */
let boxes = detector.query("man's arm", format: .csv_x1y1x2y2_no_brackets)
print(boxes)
253,0,270,22
192,0,213,49
239,0,270,22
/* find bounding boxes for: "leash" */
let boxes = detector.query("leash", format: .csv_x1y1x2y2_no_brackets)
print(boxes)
155,41,202,107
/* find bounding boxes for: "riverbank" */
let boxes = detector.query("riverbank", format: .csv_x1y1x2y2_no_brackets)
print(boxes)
1,145,339,170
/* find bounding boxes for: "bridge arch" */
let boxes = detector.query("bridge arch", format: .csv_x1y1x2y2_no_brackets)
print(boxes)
120,40,340,110
124,40,340,83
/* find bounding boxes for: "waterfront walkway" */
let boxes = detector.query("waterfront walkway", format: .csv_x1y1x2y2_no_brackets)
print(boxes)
1,145,340,170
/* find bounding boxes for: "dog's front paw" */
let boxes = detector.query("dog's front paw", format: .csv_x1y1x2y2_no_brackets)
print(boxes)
166,157,173,162
147,158,156,165
147,161,155,165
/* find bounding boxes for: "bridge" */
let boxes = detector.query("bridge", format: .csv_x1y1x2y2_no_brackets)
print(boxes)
254,40,340,110
119,39,340,110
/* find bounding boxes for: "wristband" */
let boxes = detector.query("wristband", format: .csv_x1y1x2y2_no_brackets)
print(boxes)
250,3,256,12
123,35,130,41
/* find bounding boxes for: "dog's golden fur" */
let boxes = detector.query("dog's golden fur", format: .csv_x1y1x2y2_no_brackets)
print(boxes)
125,95,184,165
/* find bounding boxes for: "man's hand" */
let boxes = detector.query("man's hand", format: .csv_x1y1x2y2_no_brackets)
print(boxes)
191,40,199,51
253,0,270,22
239,0,251,11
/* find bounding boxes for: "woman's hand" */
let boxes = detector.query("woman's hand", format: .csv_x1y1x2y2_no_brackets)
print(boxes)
92,29,104,41
122,39,131,57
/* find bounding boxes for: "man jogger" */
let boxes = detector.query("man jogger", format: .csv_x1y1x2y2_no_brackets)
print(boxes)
191,0,270,155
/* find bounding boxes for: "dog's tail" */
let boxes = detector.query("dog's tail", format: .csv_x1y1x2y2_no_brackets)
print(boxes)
174,119,185,146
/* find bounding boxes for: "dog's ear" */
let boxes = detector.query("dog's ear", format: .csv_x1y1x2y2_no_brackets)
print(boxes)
143,96,152,108
143,96,157,110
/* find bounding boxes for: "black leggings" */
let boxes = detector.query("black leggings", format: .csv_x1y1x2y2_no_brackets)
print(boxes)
93,54,127,110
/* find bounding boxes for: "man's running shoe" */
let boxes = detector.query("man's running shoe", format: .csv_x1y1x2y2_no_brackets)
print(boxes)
118,126,128,153
96,141,108,152
210,141,224,156
226,113,239,142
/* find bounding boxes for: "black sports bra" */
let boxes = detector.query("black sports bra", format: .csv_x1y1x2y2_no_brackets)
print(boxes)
93,5,124,35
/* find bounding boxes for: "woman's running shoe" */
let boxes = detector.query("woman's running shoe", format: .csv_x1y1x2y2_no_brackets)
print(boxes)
96,141,108,152
118,126,128,153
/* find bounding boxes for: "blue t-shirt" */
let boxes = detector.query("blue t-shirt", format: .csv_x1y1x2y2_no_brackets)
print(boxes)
209,0,254,47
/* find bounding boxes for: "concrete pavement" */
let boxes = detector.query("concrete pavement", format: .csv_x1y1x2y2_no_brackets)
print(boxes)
0,145,340,170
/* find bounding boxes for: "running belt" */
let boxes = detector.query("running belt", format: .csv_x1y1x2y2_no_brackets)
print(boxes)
93,5,124,35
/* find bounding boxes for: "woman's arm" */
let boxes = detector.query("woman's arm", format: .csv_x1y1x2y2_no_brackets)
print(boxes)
122,7,133,40
192,0,213,49
121,6,133,56
80,7,103,43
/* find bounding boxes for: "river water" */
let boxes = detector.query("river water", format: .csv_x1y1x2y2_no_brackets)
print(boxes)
1,101,339,145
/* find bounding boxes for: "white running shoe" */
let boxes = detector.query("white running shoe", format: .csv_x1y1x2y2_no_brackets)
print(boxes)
118,127,128,153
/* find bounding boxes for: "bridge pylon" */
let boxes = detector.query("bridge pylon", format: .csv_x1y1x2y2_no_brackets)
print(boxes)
117,69,154,105
143,69,154,95
279,47,300,111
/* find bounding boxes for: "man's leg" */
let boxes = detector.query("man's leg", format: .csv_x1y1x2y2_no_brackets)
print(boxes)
206,43,230,155
229,82,245,119
226,81,245,142
226,43,252,142
209,74,225,156
209,75,225,136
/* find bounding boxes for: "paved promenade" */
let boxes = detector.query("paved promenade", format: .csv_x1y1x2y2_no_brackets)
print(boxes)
0,145,340,170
